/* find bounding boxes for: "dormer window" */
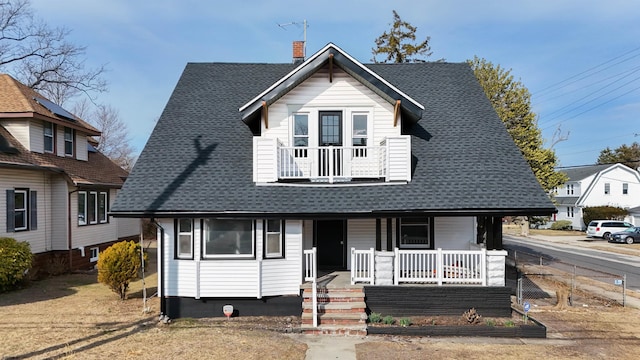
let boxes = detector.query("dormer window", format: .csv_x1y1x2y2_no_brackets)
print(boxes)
44,122,55,153
64,127,74,156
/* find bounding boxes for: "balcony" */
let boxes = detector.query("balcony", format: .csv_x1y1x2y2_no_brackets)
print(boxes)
253,136,411,184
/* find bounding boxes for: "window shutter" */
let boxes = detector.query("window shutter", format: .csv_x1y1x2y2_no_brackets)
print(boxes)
30,191,38,230
6,189,15,232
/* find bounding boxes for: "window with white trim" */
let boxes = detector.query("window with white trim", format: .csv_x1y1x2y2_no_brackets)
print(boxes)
352,113,368,157
5,189,37,232
203,219,254,258
78,190,108,225
623,183,628,195
566,184,574,195
44,122,54,153
176,219,194,259
64,127,74,156
604,183,610,195
399,218,432,249
567,206,574,218
264,220,283,258
90,247,99,262
293,113,308,157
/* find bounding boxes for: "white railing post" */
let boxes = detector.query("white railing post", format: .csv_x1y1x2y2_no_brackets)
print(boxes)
312,247,317,327
350,248,356,285
394,248,400,285
369,248,375,285
436,248,443,286
481,248,487,286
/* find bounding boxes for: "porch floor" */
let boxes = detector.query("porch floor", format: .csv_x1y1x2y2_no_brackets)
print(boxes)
300,271,359,290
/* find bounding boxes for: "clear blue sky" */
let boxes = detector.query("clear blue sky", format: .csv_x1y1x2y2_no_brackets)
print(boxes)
29,0,640,168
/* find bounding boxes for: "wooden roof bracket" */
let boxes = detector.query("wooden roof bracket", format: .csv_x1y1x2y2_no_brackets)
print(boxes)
328,53,334,83
393,100,401,127
262,101,268,129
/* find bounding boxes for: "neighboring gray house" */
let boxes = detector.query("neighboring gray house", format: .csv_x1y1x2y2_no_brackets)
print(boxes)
553,163,640,230
111,43,554,332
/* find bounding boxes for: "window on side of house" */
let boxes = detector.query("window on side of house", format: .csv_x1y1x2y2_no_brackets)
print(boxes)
6,189,37,232
202,219,254,259
567,206,574,218
44,122,54,153
604,183,610,195
399,218,433,249
352,113,368,157
566,184,574,195
64,127,74,156
623,183,628,195
264,219,284,258
293,113,309,157
90,247,99,262
78,190,109,226
175,219,194,259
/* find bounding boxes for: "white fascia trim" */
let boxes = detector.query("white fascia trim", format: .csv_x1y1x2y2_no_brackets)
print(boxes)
238,43,425,112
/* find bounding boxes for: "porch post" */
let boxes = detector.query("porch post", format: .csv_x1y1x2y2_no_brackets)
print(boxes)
486,250,508,286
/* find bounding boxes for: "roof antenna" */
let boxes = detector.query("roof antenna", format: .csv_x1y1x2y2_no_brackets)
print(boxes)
277,19,308,61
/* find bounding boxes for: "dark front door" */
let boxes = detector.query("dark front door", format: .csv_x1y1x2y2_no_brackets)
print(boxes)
318,111,343,177
316,219,346,269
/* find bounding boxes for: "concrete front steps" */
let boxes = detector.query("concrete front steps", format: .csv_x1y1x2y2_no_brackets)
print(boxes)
301,285,367,335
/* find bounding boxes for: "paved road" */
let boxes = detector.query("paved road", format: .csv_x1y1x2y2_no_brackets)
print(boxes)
504,235,640,291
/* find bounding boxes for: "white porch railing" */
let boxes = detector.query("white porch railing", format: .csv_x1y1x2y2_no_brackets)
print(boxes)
349,248,488,286
303,247,317,327
278,145,385,182
350,248,375,285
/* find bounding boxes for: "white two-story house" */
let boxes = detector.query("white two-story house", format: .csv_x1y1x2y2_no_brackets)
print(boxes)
553,163,640,230
0,74,139,272
111,43,555,331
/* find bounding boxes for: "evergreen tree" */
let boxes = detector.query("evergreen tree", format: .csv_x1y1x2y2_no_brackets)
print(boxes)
371,10,433,63
597,142,640,169
467,56,567,193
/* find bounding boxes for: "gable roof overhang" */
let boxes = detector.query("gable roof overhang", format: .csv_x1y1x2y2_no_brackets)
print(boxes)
239,43,425,133
575,163,640,206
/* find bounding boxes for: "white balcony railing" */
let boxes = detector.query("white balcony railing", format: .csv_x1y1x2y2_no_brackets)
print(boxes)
253,136,411,184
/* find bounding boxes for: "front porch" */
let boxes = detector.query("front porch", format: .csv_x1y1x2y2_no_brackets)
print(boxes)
301,247,509,333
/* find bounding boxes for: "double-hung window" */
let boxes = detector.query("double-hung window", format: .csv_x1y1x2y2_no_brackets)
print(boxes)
264,220,284,258
567,207,574,217
352,113,368,157
202,219,254,258
78,190,108,225
64,127,74,156
293,113,309,157
623,183,629,195
604,183,610,195
399,218,433,249
44,122,54,153
176,219,194,259
6,189,37,232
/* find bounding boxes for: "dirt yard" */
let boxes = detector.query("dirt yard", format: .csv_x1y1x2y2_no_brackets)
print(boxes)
1,246,639,359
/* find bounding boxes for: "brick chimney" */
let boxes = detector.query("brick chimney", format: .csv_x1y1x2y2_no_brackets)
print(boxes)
292,41,305,64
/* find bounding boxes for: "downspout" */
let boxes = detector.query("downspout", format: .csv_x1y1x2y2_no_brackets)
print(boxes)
68,189,79,272
151,218,166,316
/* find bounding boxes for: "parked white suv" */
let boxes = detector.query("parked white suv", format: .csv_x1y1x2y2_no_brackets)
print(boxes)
586,220,634,240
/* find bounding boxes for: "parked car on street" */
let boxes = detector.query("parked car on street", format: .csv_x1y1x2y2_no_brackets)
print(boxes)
586,220,634,240
609,227,640,244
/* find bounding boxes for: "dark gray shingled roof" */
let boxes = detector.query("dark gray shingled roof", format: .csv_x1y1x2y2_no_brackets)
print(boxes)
111,52,555,218
560,164,612,182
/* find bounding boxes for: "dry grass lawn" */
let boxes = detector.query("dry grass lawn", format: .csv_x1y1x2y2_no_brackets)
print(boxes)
2,245,640,359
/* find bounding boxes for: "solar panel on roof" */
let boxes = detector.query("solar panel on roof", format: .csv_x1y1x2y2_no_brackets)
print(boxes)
88,143,97,153
34,97,77,122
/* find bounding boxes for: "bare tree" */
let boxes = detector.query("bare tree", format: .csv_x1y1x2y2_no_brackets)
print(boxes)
74,100,136,171
0,0,106,104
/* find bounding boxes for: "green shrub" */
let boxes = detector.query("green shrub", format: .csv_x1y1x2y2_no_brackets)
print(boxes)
485,319,496,327
550,220,572,230
382,315,395,325
97,241,146,300
582,206,628,228
504,320,515,327
399,318,412,327
368,312,382,323
0,237,33,292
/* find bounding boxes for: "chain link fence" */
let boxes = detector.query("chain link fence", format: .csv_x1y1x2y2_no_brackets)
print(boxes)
507,249,628,309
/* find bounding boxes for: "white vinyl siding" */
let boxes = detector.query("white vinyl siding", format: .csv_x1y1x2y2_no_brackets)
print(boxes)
346,218,376,270
1,120,31,150
434,217,476,250
0,169,50,253
50,176,68,250
76,132,88,161
72,189,122,249
261,220,302,296
262,67,398,147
